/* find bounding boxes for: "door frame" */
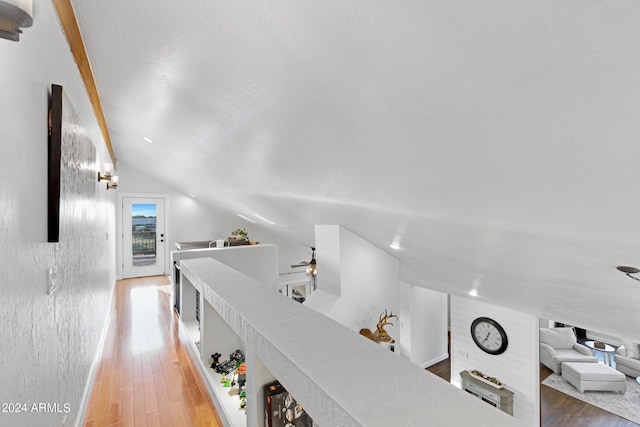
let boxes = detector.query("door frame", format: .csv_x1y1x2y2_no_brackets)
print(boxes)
117,192,170,280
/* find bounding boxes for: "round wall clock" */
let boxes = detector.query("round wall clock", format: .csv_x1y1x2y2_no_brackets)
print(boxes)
470,317,508,355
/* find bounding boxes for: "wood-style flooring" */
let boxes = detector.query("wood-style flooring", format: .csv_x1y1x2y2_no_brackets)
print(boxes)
83,275,222,427
427,358,639,427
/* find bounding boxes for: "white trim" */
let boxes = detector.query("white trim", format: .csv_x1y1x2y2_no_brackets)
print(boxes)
117,192,170,279
420,353,449,369
74,279,116,427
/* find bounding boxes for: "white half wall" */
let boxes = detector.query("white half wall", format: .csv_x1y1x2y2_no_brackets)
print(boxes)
451,296,539,427
172,244,279,288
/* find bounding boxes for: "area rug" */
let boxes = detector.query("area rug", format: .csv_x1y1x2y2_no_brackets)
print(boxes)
542,373,640,424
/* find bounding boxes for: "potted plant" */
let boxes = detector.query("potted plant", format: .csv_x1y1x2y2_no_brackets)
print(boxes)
230,228,249,241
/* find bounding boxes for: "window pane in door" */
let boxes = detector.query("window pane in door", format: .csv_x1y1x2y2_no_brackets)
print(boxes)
131,203,157,267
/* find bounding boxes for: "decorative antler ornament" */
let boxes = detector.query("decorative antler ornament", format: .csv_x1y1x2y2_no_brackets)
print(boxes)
359,309,398,344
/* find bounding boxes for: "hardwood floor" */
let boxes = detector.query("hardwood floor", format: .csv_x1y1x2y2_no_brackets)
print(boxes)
83,276,223,427
427,359,639,427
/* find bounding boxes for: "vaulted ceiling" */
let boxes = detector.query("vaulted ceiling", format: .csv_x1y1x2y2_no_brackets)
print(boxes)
71,0,640,339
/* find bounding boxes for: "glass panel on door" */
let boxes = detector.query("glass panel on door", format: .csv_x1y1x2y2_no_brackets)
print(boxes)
123,196,166,278
131,203,157,267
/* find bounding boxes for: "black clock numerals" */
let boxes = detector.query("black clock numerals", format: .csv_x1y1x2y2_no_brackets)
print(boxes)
470,317,508,355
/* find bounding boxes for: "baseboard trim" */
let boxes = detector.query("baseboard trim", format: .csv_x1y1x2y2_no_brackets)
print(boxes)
420,353,449,369
74,279,116,427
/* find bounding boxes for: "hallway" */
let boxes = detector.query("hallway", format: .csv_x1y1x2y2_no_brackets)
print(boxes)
83,276,222,427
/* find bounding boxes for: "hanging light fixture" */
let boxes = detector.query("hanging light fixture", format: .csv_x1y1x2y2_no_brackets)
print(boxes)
306,247,317,291
306,247,317,277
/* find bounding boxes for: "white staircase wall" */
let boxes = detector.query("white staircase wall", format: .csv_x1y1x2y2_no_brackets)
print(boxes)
305,225,400,341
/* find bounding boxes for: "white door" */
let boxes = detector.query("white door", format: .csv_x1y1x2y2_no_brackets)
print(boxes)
122,197,166,278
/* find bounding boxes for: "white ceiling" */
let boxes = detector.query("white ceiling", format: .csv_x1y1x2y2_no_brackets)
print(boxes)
72,0,640,339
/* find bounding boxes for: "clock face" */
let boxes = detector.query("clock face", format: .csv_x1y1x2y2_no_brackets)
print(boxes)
471,317,508,355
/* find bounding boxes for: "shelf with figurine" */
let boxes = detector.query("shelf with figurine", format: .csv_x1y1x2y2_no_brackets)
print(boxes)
200,350,248,426
207,350,248,417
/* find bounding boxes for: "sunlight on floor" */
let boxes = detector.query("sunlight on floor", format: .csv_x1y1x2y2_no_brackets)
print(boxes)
130,286,164,354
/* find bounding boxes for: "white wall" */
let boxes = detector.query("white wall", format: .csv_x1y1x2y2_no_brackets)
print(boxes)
313,225,341,296
116,160,310,276
116,160,239,243
173,244,279,288
306,225,400,341
398,282,412,359
451,296,539,427
0,3,116,426
410,285,448,367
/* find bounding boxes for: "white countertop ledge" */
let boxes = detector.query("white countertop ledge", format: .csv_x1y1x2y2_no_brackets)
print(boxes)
181,257,523,427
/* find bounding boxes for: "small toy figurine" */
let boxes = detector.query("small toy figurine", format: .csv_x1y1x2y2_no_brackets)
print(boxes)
239,397,246,410
210,352,221,369
237,374,246,392
230,372,236,387
229,349,245,365
220,373,226,383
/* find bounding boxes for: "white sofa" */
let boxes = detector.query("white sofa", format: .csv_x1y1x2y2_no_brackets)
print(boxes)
539,328,598,374
615,343,640,378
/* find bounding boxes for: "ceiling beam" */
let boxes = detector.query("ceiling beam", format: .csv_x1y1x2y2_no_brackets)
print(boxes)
52,0,116,165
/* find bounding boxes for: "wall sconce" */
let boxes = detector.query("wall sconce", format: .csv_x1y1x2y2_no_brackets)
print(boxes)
0,0,33,42
97,163,119,190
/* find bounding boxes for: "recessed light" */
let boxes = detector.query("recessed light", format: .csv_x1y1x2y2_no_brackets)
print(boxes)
236,214,257,224
189,194,196,198
143,137,153,143
469,289,478,297
253,214,275,225
389,242,400,250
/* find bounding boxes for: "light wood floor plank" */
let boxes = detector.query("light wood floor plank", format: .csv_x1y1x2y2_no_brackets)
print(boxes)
83,276,222,427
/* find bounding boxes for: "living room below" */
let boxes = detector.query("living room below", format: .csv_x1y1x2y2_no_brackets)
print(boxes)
538,322,640,424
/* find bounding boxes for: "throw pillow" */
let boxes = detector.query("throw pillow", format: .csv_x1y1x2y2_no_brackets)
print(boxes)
620,338,640,359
